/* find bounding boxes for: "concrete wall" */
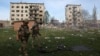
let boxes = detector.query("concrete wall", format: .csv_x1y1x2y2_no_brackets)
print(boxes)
13,20,35,31
0,20,10,28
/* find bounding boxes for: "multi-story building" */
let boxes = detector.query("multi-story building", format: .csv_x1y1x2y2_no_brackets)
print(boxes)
10,2,45,31
65,4,83,28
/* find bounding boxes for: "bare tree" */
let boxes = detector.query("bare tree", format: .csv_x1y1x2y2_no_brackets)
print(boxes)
82,9,92,20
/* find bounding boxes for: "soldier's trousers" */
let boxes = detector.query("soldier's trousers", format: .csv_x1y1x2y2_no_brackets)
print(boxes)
19,37,28,54
32,35,41,47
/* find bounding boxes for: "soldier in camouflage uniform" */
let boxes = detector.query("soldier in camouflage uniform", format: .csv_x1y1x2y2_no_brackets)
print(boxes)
31,21,41,48
16,20,30,56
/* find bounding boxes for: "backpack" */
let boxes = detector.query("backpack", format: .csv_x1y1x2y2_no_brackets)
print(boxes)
18,25,30,36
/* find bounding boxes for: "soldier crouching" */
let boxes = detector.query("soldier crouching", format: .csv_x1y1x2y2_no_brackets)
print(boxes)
16,20,30,56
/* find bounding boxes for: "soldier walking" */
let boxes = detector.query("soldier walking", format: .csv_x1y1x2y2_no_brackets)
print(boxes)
16,20,30,56
31,21,41,48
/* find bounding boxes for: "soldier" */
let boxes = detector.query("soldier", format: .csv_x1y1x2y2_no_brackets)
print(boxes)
31,20,41,48
16,20,30,56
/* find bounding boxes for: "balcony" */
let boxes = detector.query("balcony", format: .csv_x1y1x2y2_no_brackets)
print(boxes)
35,16,39,18
29,8,39,11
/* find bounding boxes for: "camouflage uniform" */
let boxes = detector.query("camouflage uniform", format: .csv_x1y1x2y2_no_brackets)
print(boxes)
18,21,30,56
31,21,41,48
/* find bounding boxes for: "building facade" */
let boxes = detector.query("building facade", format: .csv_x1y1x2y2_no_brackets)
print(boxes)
65,4,83,28
10,2,45,31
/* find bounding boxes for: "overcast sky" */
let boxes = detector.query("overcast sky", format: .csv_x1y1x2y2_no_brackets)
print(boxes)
0,0,100,22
